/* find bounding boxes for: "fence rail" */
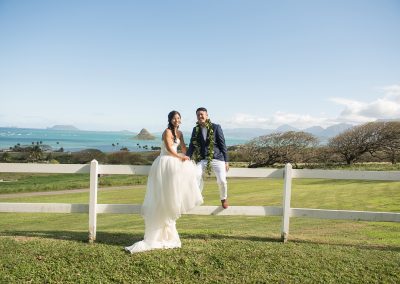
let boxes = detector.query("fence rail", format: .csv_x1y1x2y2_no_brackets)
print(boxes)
1,161,399,243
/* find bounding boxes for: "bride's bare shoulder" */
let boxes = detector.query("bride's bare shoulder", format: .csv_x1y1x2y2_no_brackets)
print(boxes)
162,128,173,139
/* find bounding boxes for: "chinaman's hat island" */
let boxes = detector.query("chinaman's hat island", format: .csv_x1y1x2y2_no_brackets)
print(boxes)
134,128,156,140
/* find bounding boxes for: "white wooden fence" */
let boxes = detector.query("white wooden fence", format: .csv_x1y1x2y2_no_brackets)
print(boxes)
0,161,399,243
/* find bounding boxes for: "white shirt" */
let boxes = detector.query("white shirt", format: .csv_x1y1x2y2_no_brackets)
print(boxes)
201,127,207,141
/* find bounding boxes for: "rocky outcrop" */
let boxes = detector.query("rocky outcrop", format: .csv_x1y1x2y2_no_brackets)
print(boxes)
134,128,155,140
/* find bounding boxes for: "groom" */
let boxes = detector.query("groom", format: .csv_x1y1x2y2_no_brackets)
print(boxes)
187,107,229,209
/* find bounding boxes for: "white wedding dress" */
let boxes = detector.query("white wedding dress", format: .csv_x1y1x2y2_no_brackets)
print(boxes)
125,139,203,253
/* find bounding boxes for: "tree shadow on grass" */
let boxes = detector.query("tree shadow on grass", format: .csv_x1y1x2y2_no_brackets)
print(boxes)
1,230,399,253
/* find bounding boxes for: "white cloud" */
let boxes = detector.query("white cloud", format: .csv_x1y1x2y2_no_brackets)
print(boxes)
360,99,399,117
224,84,400,129
382,85,400,98
224,112,332,129
331,84,400,124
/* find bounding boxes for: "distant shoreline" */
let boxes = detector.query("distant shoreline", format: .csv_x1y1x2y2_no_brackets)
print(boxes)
0,127,249,153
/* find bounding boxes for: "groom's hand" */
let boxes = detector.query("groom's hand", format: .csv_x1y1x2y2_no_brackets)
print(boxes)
225,162,229,172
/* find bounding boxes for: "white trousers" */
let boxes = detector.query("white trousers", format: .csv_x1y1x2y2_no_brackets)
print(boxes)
197,159,228,200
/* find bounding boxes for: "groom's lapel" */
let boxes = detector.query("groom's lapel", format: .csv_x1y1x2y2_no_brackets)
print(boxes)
205,128,212,145
199,133,206,147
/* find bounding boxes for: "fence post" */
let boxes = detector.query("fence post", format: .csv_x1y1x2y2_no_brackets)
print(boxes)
88,159,99,243
281,163,292,243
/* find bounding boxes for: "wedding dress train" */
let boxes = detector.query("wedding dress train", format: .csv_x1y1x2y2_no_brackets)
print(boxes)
125,139,203,253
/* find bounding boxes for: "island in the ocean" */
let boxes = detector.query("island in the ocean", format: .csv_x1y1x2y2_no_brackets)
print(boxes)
47,125,80,131
134,128,156,140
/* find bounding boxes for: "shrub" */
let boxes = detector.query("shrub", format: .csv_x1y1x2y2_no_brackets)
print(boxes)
71,149,107,164
106,151,148,165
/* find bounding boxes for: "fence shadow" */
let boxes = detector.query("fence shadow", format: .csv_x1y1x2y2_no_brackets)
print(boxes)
289,238,400,252
0,230,282,246
0,230,141,246
1,230,399,252
179,232,281,243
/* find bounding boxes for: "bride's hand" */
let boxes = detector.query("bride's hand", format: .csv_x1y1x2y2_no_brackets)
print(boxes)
180,155,189,162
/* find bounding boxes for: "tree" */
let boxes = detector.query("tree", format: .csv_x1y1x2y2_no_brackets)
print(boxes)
1,152,11,162
46,153,53,161
28,145,43,162
239,141,269,167
243,131,319,168
328,122,387,165
380,121,400,164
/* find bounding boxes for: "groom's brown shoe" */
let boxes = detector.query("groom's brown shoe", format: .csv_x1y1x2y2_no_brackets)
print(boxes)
221,199,228,209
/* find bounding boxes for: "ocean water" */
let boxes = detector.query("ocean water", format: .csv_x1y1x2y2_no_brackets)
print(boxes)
0,127,249,152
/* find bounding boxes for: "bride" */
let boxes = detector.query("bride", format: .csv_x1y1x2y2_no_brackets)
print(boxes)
125,110,203,253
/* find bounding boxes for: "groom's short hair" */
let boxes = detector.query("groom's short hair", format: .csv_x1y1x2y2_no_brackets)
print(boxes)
196,107,207,113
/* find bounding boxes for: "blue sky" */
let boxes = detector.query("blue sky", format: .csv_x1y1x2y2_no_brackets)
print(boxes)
1,0,399,132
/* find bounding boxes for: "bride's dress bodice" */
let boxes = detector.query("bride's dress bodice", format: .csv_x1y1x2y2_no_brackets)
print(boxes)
160,139,180,156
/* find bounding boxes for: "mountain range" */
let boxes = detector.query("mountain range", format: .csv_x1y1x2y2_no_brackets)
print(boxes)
3,123,354,142
47,125,80,131
222,123,353,141
45,123,354,140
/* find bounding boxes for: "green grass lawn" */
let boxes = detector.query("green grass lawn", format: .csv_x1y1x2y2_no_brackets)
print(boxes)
1,178,400,283
0,173,147,194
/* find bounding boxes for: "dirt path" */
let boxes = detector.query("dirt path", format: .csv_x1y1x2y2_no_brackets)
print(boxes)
0,185,145,199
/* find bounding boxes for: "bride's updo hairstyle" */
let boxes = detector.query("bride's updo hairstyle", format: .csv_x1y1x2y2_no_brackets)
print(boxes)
168,110,181,143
